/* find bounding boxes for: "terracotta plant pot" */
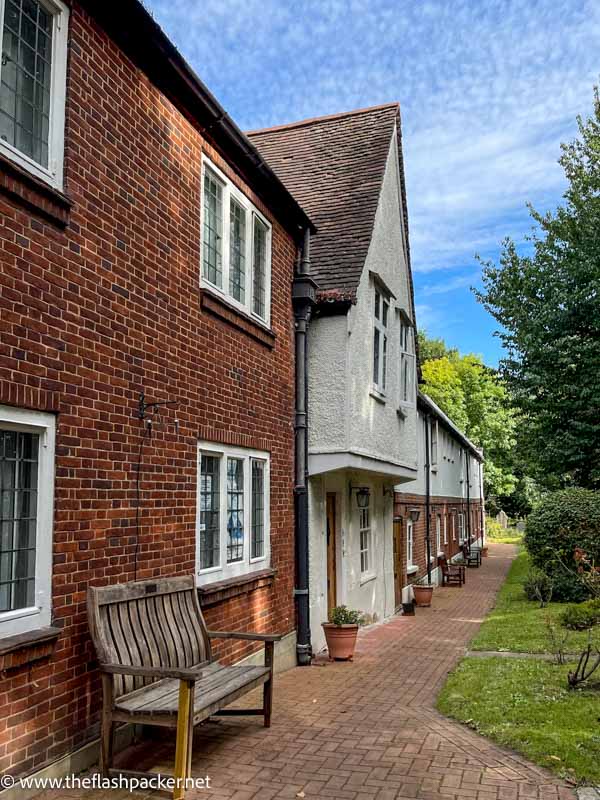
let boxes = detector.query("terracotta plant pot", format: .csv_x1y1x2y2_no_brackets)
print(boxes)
322,623,359,661
481,546,489,557
412,584,434,607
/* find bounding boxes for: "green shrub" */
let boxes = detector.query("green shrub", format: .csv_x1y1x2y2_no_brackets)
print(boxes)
523,569,553,603
560,599,600,630
548,568,590,603
328,605,364,626
524,488,600,573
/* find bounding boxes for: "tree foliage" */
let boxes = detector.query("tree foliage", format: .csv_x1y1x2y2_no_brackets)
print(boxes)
476,89,600,489
419,333,518,501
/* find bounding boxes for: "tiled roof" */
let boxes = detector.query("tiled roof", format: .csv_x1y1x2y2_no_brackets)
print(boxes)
248,104,403,299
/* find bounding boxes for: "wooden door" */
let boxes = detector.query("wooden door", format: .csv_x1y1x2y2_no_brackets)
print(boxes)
393,518,403,610
326,493,337,614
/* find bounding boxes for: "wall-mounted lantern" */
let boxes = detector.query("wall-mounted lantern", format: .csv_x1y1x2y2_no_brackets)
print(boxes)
409,507,421,522
350,486,371,509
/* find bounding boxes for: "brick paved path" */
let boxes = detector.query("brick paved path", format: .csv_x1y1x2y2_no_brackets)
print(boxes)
38,543,577,800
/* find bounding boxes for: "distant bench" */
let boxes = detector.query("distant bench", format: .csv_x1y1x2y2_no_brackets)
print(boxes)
88,575,281,799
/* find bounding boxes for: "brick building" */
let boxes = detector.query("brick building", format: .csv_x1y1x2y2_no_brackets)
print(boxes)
0,0,312,780
394,392,485,604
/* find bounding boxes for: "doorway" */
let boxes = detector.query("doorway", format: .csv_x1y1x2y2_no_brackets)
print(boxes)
326,493,337,615
393,518,403,610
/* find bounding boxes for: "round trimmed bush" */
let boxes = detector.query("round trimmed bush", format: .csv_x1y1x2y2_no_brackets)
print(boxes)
523,568,553,602
524,488,600,571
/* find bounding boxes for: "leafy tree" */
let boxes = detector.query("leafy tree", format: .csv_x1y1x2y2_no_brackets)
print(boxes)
476,89,600,489
419,335,518,501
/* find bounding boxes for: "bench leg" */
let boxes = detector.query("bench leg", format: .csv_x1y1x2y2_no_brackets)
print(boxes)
263,641,274,728
100,674,114,778
173,680,194,800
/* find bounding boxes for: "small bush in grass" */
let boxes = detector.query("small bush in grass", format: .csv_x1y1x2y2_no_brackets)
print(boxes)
523,569,553,604
560,599,600,631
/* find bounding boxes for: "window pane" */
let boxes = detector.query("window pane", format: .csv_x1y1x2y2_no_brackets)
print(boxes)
382,299,388,328
374,290,380,320
373,327,380,385
229,198,246,303
0,429,38,613
252,216,267,319
0,0,53,167
226,458,244,563
382,334,387,391
359,505,370,574
199,455,220,570
202,169,223,287
251,460,265,559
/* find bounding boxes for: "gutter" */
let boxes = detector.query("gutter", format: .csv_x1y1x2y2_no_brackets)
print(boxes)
292,229,317,665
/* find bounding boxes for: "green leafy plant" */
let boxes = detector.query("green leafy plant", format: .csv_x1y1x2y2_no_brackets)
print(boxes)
560,599,600,631
328,605,364,626
523,568,553,606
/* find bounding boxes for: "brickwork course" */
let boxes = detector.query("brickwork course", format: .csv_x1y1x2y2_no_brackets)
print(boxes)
32,543,575,800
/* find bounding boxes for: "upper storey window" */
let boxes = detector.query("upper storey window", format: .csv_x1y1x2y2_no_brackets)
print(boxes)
399,314,415,406
0,0,69,189
201,157,272,325
372,287,389,394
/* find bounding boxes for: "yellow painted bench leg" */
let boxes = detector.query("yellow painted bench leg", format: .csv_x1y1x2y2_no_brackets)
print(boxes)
173,680,193,800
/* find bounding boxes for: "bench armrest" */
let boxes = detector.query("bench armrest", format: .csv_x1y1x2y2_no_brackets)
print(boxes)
100,660,210,681
207,630,283,643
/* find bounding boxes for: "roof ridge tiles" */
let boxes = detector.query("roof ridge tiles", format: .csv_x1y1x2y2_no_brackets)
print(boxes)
246,102,400,136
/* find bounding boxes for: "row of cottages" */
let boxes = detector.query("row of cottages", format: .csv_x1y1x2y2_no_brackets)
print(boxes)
0,0,484,785
250,117,484,652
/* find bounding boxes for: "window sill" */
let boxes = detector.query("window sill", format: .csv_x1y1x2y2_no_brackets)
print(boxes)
406,565,418,575
0,151,71,227
200,289,276,349
359,572,377,586
0,626,61,672
369,389,386,405
197,567,276,608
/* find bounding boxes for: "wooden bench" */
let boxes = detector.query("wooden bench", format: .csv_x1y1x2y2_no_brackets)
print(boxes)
87,575,282,799
461,542,482,567
438,555,465,586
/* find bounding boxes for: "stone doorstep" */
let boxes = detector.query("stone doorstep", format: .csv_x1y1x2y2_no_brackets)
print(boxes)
577,789,600,800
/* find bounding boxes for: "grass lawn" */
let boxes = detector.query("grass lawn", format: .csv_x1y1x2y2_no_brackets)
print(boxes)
437,657,600,785
471,549,596,654
485,527,523,545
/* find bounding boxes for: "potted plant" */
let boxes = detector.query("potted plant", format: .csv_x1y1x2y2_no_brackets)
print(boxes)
322,605,364,661
412,576,434,607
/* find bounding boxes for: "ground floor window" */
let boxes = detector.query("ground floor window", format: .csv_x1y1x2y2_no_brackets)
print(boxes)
359,501,372,575
458,511,466,543
436,514,442,553
406,519,414,567
198,442,269,582
0,406,55,638
443,514,448,545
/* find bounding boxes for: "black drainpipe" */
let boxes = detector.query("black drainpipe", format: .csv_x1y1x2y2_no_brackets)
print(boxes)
424,414,432,584
292,228,317,666
466,449,471,543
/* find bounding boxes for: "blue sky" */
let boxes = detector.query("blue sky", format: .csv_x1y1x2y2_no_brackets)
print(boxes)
146,0,599,366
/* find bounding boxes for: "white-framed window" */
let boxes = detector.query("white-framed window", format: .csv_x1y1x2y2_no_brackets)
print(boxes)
458,511,465,543
359,501,372,576
0,0,69,190
406,519,414,568
436,514,441,553
197,442,270,583
0,405,55,638
399,314,415,405
372,286,389,394
201,156,272,325
452,513,456,541
443,514,448,545
430,420,438,468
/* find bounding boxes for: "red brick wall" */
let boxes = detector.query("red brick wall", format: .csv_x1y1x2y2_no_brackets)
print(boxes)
394,491,484,586
0,4,297,778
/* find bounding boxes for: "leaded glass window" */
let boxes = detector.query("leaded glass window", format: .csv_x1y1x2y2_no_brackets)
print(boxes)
0,429,38,613
0,0,52,168
202,168,223,287
199,455,220,570
359,503,371,575
229,198,246,303
251,459,265,560
252,216,267,319
226,457,243,563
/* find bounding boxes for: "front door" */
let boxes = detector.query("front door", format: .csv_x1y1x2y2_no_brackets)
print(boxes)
393,518,403,610
326,493,337,614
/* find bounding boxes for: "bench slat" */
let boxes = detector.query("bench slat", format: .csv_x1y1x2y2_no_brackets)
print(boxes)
115,665,270,718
